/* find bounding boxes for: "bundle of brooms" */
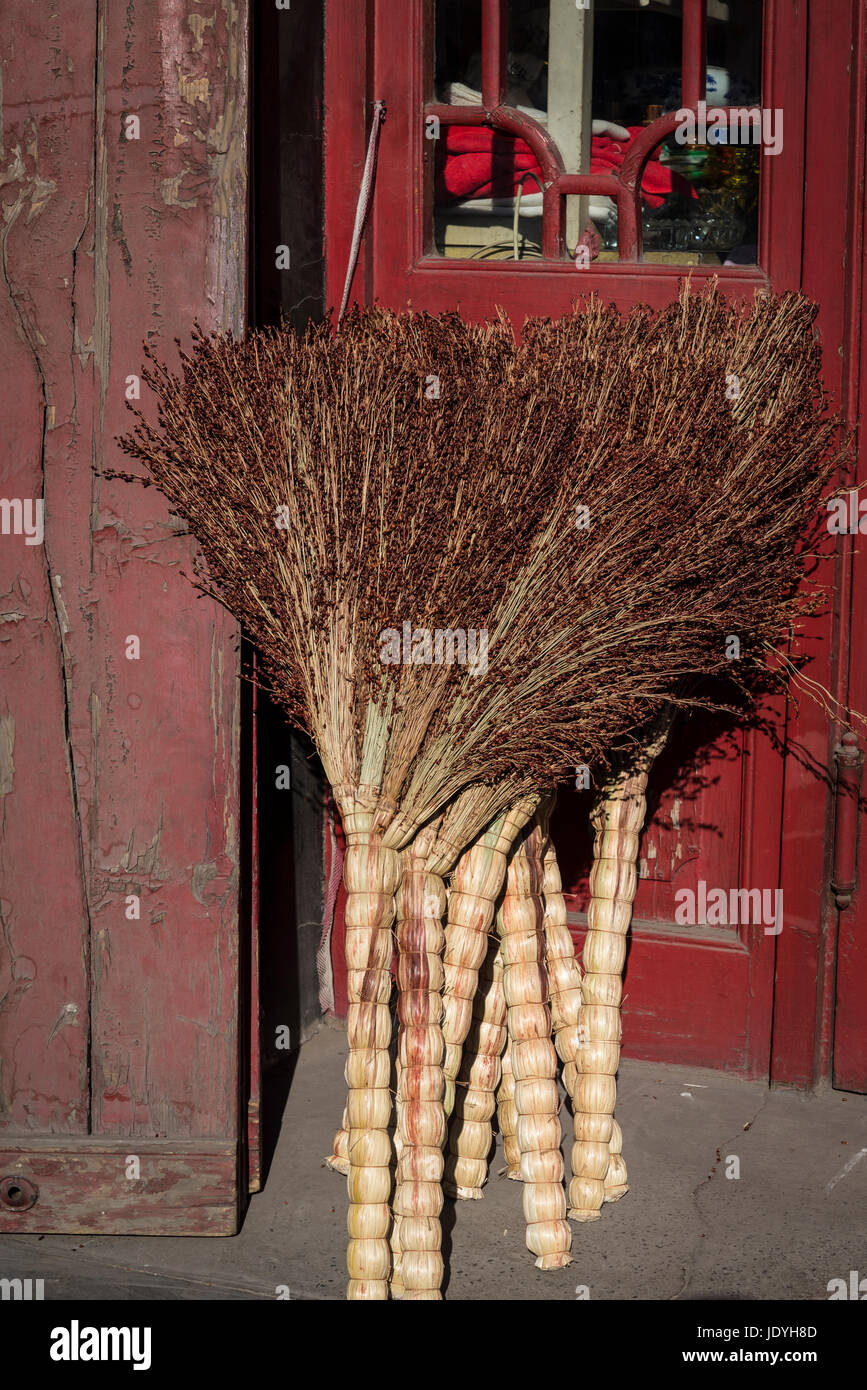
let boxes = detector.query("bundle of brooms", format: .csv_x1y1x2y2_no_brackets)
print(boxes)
426,284,851,1234
117,282,840,1301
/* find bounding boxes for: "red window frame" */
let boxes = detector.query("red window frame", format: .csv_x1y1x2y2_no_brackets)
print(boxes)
325,0,808,318
429,0,740,263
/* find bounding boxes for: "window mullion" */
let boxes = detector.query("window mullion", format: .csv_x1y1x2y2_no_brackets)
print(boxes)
682,0,708,110
480,0,507,108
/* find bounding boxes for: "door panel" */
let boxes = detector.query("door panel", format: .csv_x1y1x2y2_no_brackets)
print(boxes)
0,0,249,1232
552,713,780,1075
555,711,745,930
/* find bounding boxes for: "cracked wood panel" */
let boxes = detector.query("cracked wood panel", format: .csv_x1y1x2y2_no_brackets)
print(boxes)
0,7,99,1135
0,1138,238,1234
0,0,248,1149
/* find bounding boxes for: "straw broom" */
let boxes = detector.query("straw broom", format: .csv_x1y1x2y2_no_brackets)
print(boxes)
496,819,572,1269
522,286,848,1223
122,307,682,1295
446,284,847,1224
406,286,843,1261
443,930,509,1198
116,309,581,1299
119,285,847,1292
473,286,846,1250
567,719,670,1219
421,286,834,1257
329,284,836,1215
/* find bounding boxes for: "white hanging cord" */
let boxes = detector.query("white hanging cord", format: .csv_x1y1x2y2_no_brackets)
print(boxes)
337,99,386,325
512,171,546,260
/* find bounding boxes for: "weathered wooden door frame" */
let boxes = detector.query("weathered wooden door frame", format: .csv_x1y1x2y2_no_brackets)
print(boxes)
0,0,250,1234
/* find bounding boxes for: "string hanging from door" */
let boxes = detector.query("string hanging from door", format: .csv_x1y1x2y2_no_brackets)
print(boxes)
337,100,387,325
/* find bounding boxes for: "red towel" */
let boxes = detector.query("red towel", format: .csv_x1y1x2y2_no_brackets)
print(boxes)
435,127,543,200
590,127,694,208
435,123,695,208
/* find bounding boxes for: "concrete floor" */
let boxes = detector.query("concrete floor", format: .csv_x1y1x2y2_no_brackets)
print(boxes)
2,1020,865,1301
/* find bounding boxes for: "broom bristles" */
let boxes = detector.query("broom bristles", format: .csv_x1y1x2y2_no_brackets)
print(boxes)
119,285,843,833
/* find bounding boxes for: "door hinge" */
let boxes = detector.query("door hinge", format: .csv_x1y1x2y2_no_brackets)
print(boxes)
831,731,864,910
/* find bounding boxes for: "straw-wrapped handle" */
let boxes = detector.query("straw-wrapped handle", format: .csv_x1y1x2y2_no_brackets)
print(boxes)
496,1002,521,1179
497,823,572,1270
342,811,400,1299
439,798,538,1199
439,799,539,1122
392,823,447,1299
568,721,670,1222
444,932,508,1198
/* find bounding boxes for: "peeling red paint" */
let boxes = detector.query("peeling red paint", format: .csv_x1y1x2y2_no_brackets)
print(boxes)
0,1,250,1231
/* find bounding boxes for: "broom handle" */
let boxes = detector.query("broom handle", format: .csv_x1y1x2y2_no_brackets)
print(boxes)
536,797,594,1191
330,798,537,1176
392,825,447,1299
444,931,508,1199
390,1054,406,1298
451,799,579,1196
456,793,576,1190
342,814,400,1299
538,801,625,1199
497,824,572,1270
569,720,671,1222
539,793,584,1050
497,1014,521,1178
441,799,539,1122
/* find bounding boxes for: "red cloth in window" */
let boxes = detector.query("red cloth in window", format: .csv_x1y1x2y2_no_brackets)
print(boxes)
434,124,695,208
435,126,544,200
590,127,696,206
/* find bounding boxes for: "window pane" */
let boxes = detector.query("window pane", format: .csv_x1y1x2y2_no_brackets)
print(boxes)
431,0,763,266
433,2,545,260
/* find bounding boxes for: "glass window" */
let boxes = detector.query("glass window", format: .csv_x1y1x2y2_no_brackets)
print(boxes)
431,0,763,265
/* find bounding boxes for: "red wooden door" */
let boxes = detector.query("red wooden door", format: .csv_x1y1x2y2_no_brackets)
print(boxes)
323,0,867,1086
830,12,867,1092
0,0,254,1232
